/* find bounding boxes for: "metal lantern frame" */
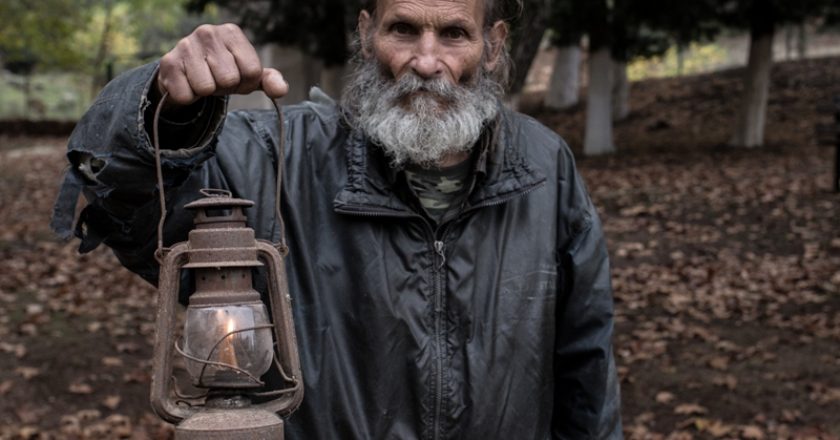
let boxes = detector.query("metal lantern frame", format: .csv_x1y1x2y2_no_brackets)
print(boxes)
147,92,304,439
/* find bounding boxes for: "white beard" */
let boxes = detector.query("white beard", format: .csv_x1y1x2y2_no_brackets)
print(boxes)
342,60,502,168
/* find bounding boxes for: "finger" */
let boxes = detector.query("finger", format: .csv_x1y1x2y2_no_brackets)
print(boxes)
158,52,196,105
193,24,242,95
261,68,289,99
219,23,263,95
181,39,217,98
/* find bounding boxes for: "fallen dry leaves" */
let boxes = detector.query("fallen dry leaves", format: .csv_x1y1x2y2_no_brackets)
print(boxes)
562,57,840,439
1,54,840,439
0,142,167,438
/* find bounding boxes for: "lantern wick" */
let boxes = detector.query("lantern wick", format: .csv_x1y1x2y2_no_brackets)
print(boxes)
219,312,239,368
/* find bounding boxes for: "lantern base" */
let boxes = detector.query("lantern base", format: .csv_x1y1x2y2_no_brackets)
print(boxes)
175,408,283,440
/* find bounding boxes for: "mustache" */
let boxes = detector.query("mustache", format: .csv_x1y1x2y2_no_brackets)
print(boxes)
389,72,461,106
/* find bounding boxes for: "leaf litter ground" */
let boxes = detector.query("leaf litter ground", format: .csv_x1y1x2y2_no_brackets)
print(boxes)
0,55,839,439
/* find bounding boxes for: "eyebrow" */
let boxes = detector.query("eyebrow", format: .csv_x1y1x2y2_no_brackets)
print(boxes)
384,12,477,31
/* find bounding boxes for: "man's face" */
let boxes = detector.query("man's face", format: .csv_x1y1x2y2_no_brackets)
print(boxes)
360,0,491,87
343,0,508,168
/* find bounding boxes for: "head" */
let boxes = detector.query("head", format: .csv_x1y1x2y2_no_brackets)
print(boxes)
341,0,519,168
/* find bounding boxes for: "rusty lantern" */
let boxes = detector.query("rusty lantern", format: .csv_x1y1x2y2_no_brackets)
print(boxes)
148,93,302,439
150,190,303,439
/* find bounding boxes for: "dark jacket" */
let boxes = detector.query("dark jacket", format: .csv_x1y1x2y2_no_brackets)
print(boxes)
53,62,622,439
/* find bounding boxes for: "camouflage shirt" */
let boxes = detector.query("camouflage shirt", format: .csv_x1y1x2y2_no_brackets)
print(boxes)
404,160,473,224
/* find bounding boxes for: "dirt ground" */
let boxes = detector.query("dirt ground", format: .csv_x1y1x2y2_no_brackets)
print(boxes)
0,54,839,439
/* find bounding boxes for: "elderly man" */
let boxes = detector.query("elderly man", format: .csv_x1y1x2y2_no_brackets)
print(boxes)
52,0,622,438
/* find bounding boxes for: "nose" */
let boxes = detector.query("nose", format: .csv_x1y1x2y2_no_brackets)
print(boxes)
409,31,443,79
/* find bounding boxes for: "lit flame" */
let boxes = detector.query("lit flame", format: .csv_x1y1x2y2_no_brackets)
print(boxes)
217,311,239,367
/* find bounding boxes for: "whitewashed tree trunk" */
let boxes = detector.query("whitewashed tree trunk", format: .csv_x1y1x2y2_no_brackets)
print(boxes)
584,47,615,155
731,31,774,148
797,23,807,59
785,25,794,60
676,44,686,75
544,44,581,110
612,60,629,121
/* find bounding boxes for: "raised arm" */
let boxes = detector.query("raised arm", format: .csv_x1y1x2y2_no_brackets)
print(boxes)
51,24,287,285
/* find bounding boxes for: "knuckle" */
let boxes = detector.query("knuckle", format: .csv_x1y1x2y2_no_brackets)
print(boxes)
170,88,194,104
159,52,177,70
194,24,216,38
216,72,240,89
177,37,196,55
192,80,216,96
221,22,242,34
241,62,262,81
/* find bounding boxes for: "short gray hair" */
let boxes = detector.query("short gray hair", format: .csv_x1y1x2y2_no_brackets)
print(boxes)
360,0,522,30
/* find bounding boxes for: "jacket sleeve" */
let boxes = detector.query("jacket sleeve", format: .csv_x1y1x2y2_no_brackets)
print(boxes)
552,164,622,438
50,61,226,285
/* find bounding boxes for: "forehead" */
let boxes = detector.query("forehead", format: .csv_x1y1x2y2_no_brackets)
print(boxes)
376,0,485,26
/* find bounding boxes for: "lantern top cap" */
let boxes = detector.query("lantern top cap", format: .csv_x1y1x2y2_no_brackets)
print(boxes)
185,189,255,210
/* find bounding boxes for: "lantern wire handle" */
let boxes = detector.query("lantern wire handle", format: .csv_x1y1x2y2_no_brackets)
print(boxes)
151,92,290,263
152,91,170,264
171,376,209,401
268,98,289,256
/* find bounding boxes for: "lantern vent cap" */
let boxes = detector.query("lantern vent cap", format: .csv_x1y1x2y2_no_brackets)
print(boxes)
185,189,255,211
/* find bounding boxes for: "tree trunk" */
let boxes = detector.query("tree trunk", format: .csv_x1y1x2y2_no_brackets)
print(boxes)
730,30,774,148
584,47,615,155
544,43,581,110
23,74,32,119
785,25,794,60
676,44,686,76
612,60,629,121
508,0,551,96
797,23,807,59
90,0,114,100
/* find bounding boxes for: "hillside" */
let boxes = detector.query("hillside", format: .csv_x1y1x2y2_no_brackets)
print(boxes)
0,56,839,439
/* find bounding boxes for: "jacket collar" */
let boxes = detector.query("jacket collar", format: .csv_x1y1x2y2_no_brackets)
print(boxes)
333,106,547,216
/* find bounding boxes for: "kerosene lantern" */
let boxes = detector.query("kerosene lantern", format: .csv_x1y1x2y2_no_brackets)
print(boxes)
150,190,303,439
148,93,303,439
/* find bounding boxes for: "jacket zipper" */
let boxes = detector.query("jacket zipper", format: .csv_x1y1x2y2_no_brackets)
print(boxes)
432,236,446,440
426,181,545,440
338,204,447,440
336,181,543,440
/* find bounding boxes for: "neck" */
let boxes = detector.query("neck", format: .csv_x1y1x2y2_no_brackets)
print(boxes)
434,151,471,168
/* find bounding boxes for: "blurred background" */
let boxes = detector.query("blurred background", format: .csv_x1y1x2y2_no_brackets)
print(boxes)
0,0,839,439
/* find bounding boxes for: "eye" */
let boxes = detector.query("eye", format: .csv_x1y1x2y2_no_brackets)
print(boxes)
390,22,416,35
441,27,468,40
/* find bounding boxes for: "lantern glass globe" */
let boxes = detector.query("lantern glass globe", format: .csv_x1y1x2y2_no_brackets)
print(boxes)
183,303,274,388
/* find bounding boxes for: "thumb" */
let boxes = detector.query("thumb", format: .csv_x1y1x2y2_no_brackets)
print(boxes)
261,68,289,99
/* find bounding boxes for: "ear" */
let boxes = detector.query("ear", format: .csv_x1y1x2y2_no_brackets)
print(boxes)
483,20,508,72
358,10,373,58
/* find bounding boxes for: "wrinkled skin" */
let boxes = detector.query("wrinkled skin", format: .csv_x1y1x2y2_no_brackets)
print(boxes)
358,0,506,87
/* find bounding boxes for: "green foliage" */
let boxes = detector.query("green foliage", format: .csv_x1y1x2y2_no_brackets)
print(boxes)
0,0,89,72
547,0,678,59
0,0,216,119
547,0,584,46
627,42,727,80
0,0,210,75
